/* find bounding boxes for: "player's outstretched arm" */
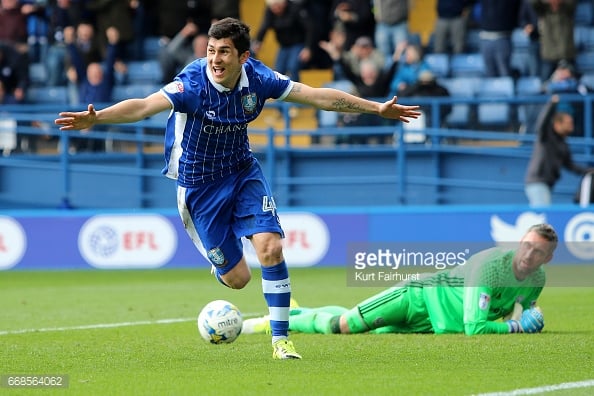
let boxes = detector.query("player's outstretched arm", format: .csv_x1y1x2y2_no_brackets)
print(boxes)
284,82,421,123
55,92,171,131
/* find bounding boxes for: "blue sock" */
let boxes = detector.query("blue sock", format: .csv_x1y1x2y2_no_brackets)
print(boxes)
261,261,291,343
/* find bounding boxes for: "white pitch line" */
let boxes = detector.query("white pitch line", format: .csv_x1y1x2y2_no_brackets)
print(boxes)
474,379,594,396
0,312,264,336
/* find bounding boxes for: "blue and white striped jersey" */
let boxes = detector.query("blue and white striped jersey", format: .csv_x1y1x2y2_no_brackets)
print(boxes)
159,57,293,186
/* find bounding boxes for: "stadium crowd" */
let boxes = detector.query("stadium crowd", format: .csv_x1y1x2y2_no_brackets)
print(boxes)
2,0,594,149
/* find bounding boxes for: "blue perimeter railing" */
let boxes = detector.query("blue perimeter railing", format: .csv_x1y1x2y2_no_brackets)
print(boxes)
0,93,593,209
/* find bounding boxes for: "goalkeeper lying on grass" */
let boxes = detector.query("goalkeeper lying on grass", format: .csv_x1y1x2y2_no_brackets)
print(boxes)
244,223,556,336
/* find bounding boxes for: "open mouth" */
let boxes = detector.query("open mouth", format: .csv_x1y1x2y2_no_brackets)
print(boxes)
212,66,225,78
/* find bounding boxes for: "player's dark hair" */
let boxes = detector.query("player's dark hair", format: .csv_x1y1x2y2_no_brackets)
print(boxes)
528,223,558,252
208,18,251,55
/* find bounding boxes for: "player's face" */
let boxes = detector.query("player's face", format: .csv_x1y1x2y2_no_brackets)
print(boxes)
513,231,554,280
207,37,249,89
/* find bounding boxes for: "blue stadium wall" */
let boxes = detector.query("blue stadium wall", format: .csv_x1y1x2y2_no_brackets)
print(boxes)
2,206,593,273
0,149,586,209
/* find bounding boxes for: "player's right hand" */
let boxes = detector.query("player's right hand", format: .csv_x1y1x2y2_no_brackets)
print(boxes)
55,104,97,131
519,307,544,333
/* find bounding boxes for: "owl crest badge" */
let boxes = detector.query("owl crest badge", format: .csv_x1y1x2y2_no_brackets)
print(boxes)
241,93,258,114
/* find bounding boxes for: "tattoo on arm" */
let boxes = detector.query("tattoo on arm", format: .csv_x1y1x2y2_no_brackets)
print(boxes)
332,98,366,113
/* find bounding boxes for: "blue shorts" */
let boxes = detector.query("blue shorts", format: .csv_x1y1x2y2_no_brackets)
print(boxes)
177,159,284,274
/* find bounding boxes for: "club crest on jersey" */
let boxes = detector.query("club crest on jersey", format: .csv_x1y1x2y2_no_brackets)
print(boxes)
207,247,226,267
164,81,184,94
241,93,257,114
478,293,491,310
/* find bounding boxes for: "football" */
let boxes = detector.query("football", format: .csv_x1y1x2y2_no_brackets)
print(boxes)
197,300,243,344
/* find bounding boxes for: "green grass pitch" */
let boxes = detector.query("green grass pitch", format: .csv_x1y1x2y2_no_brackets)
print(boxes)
1,267,592,396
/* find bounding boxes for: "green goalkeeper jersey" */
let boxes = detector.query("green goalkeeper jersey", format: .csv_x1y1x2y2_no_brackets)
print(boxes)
409,247,545,335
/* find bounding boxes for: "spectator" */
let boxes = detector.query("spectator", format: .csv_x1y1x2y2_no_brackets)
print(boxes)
85,0,135,61
0,43,28,104
525,95,593,206
20,0,49,63
544,60,585,94
478,0,522,77
63,22,102,103
253,0,314,82
0,0,29,54
543,60,589,137
320,34,385,81
66,26,120,152
529,0,577,81
517,0,540,77
388,42,431,97
330,0,375,51
45,0,83,86
211,0,240,22
399,70,452,128
0,80,19,104
300,0,334,69
372,0,409,66
433,0,476,54
335,58,400,144
158,21,199,83
153,0,212,49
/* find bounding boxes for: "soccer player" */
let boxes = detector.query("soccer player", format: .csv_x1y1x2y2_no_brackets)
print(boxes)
54,18,421,359
243,224,557,336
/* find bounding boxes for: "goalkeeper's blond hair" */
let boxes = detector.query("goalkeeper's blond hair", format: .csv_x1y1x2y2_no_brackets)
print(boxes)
528,223,558,253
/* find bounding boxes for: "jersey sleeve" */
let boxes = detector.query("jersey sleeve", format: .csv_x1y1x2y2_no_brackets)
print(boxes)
248,59,293,100
463,286,511,335
462,250,513,335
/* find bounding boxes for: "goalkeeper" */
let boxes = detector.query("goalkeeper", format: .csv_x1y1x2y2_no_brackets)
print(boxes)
243,223,557,336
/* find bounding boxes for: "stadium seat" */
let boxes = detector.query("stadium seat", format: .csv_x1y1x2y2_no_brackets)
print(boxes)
510,50,532,77
449,53,485,77
575,0,593,26
511,28,531,51
26,86,68,104
576,50,594,74
516,76,544,134
464,29,481,53
574,26,594,52
112,84,161,102
516,76,543,96
126,60,162,84
142,36,162,60
438,77,481,127
424,53,450,78
580,73,594,90
476,76,515,130
29,62,47,87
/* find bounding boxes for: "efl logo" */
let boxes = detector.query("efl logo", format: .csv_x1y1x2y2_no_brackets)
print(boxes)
243,212,330,267
78,214,177,269
0,216,26,270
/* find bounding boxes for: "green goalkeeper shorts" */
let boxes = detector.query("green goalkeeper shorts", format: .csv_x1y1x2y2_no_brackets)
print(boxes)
343,286,433,334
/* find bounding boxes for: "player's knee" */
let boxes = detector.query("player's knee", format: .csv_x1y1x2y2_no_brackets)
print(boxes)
255,238,283,265
224,273,251,289
221,267,252,289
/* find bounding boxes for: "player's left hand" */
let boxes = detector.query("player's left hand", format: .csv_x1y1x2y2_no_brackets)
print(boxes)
55,104,98,131
379,96,421,123
520,307,544,333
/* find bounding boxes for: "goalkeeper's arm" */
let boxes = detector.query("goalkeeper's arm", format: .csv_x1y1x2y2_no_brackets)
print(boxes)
507,307,544,333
